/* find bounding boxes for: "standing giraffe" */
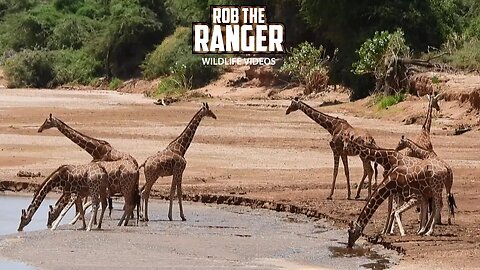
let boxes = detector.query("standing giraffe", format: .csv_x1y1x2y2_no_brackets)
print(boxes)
395,135,456,224
285,97,378,199
38,114,139,226
18,163,108,232
38,113,133,162
347,158,447,248
140,103,216,221
405,93,441,158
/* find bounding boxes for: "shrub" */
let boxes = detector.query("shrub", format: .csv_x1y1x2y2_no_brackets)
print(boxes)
280,42,334,94
52,49,101,85
151,76,187,98
47,16,98,50
4,49,101,87
109,77,123,90
143,26,220,89
3,49,54,88
142,27,190,79
375,92,406,110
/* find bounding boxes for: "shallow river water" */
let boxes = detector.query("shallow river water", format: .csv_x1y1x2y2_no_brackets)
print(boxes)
0,195,400,269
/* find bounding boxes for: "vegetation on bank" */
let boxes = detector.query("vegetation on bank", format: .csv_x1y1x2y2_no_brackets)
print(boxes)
0,0,478,99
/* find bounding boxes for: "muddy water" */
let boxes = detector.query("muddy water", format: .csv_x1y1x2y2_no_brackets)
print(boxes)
0,196,401,269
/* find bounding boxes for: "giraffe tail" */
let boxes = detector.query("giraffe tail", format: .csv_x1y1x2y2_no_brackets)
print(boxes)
374,162,378,185
447,193,457,218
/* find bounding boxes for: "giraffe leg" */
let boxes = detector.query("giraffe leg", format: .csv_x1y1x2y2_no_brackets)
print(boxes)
97,194,107,230
425,196,441,236
389,195,405,234
393,198,418,236
435,192,443,225
141,182,154,222
87,196,99,232
355,159,373,199
417,197,429,234
108,196,113,219
382,195,394,234
51,195,77,231
341,155,351,200
69,200,92,225
77,196,87,230
175,173,186,221
327,151,340,200
120,192,136,226
168,177,176,221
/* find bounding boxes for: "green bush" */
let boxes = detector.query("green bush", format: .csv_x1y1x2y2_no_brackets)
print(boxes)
3,50,54,88
47,16,98,50
143,26,219,89
142,27,190,79
4,49,101,87
375,92,406,110
281,41,334,93
352,30,410,76
52,49,101,85
109,77,123,90
152,76,187,98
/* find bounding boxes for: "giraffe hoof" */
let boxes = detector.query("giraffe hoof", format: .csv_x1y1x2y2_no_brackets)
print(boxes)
181,217,186,221
354,195,361,200
326,196,332,200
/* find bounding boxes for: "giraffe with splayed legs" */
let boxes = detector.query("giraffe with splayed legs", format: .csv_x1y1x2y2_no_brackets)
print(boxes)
343,136,431,234
18,163,108,232
285,97,378,200
347,158,447,247
140,102,216,221
38,114,139,227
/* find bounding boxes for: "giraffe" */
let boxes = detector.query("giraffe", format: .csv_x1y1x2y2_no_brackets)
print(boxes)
38,113,133,162
395,135,456,225
343,136,430,234
18,163,108,232
405,92,441,158
140,102,216,221
38,114,139,226
285,97,378,199
347,158,447,248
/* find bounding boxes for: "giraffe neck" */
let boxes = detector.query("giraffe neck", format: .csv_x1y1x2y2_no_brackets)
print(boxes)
355,182,393,230
297,102,344,135
53,118,111,160
422,97,434,133
25,167,64,220
404,139,435,159
357,145,401,170
167,109,205,156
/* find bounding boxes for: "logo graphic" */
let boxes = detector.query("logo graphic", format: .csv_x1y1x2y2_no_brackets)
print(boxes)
193,6,285,55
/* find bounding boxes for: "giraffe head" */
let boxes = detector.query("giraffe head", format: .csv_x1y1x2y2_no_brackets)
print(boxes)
394,135,409,152
342,135,364,154
426,93,441,112
201,102,217,119
347,221,362,248
47,205,55,228
285,97,301,115
17,209,31,231
38,113,56,133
